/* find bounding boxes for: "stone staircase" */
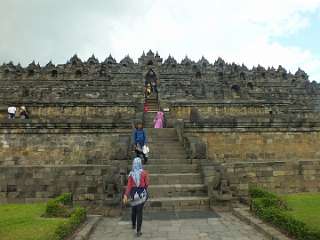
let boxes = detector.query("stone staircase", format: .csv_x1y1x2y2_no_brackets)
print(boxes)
142,128,209,212
143,94,159,128
145,94,159,112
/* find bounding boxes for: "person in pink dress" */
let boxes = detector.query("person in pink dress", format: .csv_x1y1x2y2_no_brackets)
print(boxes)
153,110,164,128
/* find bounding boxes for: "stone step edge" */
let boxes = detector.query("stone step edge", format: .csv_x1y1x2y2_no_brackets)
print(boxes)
232,207,291,240
149,173,201,176
123,184,206,189
105,159,205,162
148,157,190,160
149,184,206,188
144,163,199,166
147,196,210,202
145,140,180,142
73,215,102,240
119,159,191,163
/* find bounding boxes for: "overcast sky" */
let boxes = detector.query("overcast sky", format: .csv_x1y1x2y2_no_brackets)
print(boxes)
0,0,320,81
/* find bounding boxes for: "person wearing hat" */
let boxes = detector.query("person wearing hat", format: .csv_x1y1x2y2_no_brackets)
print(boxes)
19,106,29,119
123,157,149,237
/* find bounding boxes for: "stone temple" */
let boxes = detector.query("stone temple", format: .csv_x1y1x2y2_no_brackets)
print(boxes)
0,50,320,214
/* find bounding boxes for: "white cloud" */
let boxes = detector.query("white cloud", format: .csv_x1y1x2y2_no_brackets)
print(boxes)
0,0,319,81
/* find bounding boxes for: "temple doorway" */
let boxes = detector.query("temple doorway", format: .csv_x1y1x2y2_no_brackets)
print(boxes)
144,69,158,99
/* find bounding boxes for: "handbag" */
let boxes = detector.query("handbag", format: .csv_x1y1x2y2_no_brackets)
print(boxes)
130,187,148,206
142,145,149,155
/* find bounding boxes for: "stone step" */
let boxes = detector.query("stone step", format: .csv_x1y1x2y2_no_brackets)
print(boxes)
145,99,158,102
144,164,199,174
144,124,155,128
147,158,190,164
146,135,178,139
145,196,210,211
148,152,188,159
144,113,157,116
144,112,158,115
145,106,158,109
147,137,180,144
145,128,176,131
145,105,158,108
144,104,158,107
148,184,207,198
146,130,179,138
149,173,202,185
145,128,177,135
148,145,185,151
126,158,189,165
147,144,185,150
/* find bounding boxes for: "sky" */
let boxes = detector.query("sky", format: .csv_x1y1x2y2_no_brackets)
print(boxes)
0,0,320,81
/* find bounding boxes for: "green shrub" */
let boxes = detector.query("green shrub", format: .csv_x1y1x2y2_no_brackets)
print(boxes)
46,199,69,217
249,187,277,199
250,187,288,210
252,196,287,211
55,193,73,206
45,193,73,217
54,207,87,240
250,188,320,240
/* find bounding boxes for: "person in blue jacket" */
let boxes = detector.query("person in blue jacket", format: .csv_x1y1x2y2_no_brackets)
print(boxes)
133,122,148,164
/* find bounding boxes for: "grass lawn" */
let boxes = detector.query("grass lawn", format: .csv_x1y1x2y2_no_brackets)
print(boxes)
0,203,68,240
284,193,320,231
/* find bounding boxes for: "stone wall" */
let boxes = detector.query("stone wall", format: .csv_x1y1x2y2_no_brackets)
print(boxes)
0,165,125,206
0,123,132,166
169,102,281,121
222,160,320,197
0,104,136,121
184,127,320,162
1,52,319,110
0,65,144,103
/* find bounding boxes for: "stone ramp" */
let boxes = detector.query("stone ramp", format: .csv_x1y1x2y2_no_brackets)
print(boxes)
121,210,220,221
88,212,268,240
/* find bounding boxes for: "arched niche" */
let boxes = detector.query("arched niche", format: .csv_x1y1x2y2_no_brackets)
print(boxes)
231,84,241,97
247,82,253,90
28,69,35,76
144,69,157,86
75,70,82,77
240,72,246,80
195,71,202,79
51,70,58,78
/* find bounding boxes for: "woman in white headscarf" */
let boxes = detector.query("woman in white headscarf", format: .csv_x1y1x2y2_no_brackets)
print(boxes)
123,157,149,237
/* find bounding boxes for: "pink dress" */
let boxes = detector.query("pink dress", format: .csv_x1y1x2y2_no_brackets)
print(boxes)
153,111,164,128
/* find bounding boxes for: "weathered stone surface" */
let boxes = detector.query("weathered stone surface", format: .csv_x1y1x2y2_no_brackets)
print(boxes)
0,52,320,209
218,160,320,197
0,165,123,206
0,126,131,165
185,130,320,162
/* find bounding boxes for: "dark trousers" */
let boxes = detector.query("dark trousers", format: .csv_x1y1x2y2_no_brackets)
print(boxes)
135,142,148,163
135,150,148,164
131,203,144,232
8,113,15,119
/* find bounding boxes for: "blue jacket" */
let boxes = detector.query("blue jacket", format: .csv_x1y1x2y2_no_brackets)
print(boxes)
133,129,147,145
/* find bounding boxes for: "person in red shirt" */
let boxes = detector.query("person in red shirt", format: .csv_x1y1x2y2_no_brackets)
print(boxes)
143,103,149,113
123,157,149,237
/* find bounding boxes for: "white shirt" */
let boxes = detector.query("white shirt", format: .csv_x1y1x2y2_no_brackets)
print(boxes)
8,106,17,114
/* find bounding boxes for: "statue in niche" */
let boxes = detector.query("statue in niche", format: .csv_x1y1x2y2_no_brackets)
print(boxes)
218,178,231,195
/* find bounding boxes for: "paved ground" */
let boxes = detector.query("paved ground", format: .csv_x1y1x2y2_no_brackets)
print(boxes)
89,212,267,240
